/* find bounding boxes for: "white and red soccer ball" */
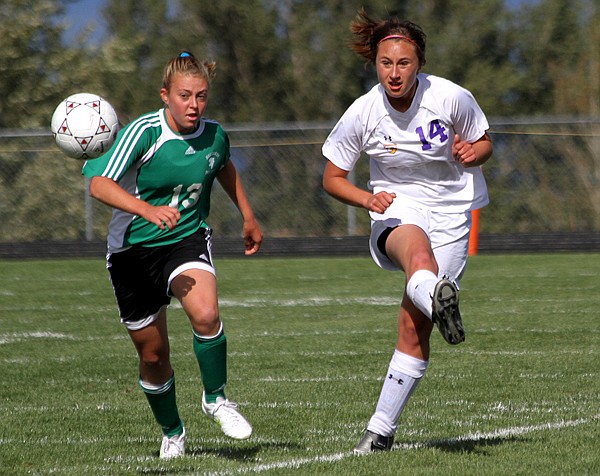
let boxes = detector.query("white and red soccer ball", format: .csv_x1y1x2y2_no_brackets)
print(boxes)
51,93,119,159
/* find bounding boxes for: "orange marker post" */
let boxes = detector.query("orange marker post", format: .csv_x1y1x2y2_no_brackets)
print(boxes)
468,209,480,256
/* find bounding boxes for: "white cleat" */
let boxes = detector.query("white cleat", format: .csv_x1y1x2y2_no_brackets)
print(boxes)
159,426,186,459
202,392,252,440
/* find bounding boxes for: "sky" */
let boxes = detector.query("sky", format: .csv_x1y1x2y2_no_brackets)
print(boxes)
63,0,107,44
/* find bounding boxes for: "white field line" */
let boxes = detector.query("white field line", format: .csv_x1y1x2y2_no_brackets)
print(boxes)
9,416,598,474
216,415,600,475
0,331,127,346
2,327,597,345
2,331,596,361
0,331,74,344
181,296,403,308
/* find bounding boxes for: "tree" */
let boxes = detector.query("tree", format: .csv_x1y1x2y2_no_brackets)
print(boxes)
0,0,79,128
0,0,88,241
284,1,368,121
95,0,179,122
400,0,518,116
511,0,584,115
178,0,291,123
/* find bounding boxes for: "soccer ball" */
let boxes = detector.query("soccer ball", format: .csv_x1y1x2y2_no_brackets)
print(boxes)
51,93,119,160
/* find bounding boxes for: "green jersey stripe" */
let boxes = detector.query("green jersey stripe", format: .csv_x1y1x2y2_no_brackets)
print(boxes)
104,111,161,180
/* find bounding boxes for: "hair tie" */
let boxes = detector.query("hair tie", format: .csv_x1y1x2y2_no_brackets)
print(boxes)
377,34,420,50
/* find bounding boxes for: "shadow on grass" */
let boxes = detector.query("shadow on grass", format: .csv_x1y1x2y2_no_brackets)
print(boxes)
187,440,303,461
137,442,303,475
404,435,524,454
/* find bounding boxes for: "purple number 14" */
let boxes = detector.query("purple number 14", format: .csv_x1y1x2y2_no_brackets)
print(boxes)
415,120,449,150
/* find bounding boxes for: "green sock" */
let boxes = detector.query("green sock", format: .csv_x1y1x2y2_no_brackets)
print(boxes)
139,374,183,437
193,325,227,403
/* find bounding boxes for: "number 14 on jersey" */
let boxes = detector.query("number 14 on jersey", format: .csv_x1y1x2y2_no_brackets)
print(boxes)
415,120,448,151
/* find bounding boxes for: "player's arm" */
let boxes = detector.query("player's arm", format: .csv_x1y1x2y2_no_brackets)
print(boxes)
89,176,180,231
452,132,493,168
322,160,395,214
216,160,262,255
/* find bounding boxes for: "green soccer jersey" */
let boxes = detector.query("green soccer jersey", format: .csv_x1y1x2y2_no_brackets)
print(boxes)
82,108,229,252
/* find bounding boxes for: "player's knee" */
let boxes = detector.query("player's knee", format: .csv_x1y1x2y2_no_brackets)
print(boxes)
189,305,220,335
407,249,437,275
139,348,169,369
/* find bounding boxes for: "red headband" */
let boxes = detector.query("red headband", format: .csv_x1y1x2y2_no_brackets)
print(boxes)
377,34,420,50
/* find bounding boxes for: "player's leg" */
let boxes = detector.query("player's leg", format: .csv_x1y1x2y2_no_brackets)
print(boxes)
367,225,438,437
109,246,185,459
385,224,440,314
129,306,173,384
356,213,469,454
164,229,228,403
386,222,465,345
171,268,225,400
371,218,443,322
355,296,431,455
128,309,185,458
171,267,252,440
356,220,435,454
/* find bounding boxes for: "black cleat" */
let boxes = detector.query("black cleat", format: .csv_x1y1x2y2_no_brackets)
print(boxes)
353,430,394,455
432,279,465,345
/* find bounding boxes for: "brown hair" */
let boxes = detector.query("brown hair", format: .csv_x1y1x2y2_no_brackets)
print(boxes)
161,51,216,90
349,9,426,66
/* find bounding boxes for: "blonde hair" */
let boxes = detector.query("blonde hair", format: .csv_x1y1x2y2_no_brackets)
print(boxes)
162,51,216,90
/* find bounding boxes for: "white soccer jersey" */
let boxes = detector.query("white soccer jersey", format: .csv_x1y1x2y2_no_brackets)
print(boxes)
322,74,490,217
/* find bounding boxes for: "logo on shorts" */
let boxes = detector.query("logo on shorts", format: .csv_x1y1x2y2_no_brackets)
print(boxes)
198,253,210,263
185,146,196,155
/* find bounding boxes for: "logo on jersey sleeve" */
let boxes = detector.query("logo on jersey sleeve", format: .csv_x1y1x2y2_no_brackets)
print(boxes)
205,152,220,175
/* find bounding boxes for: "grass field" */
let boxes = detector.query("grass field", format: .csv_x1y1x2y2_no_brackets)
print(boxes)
1,253,599,475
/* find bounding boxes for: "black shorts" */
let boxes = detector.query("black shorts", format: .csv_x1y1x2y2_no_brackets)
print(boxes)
107,228,214,328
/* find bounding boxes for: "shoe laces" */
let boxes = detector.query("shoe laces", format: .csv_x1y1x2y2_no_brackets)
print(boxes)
161,433,183,456
213,398,244,420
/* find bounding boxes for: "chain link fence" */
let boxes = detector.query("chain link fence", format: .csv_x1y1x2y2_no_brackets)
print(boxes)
1,118,599,254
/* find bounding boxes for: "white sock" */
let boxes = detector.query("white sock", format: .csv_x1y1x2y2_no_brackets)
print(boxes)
367,350,428,437
406,269,438,319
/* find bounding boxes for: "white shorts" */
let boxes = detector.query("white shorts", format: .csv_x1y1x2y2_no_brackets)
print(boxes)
369,206,472,283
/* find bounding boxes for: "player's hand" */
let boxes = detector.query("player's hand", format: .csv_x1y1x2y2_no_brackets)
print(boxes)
143,205,181,231
452,134,477,166
366,191,396,214
243,219,263,255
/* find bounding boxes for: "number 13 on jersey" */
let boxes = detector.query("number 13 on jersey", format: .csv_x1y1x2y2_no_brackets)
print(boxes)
169,183,203,210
